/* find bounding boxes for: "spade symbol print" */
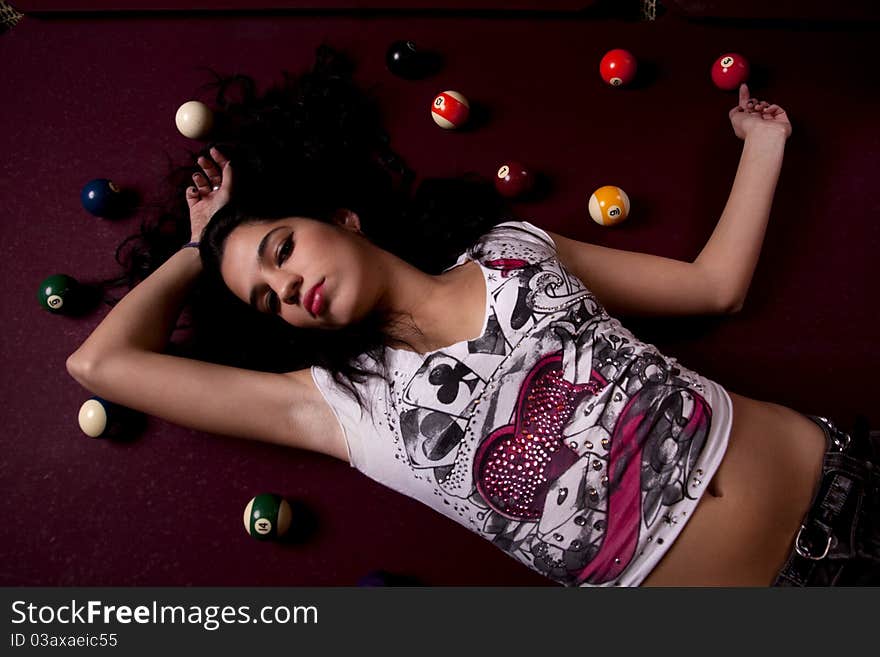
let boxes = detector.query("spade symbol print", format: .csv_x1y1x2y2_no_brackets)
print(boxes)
400,408,465,468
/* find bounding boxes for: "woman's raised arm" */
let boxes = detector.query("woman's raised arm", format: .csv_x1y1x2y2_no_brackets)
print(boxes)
69,146,232,363
694,84,792,312
64,149,349,461
67,247,203,367
65,237,345,460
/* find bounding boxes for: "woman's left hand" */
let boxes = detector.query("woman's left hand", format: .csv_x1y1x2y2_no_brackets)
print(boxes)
729,83,792,141
185,146,233,243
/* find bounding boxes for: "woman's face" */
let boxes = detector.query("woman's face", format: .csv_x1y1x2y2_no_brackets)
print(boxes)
220,214,384,329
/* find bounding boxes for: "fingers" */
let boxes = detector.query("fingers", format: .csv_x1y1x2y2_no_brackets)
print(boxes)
739,83,749,103
185,185,199,209
742,97,778,115
196,154,222,189
209,146,229,168
192,169,212,194
190,146,232,195
217,150,234,192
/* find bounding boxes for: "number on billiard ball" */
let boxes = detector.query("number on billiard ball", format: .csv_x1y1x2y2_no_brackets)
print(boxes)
495,161,535,199
600,49,638,87
711,53,750,90
80,178,124,218
243,493,293,541
38,273,80,314
588,185,631,226
431,90,470,129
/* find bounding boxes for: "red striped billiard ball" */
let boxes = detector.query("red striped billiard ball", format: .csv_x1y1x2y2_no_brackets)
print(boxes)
599,49,638,87
495,161,534,198
711,53,750,90
431,90,470,129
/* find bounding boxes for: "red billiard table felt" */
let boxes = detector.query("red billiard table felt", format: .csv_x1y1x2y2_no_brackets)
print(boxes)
0,11,877,586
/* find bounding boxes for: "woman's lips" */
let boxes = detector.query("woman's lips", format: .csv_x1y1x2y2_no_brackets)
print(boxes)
303,279,325,317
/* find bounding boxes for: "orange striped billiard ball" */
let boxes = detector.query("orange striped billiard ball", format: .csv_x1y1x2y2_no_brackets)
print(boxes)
431,90,470,129
589,186,631,226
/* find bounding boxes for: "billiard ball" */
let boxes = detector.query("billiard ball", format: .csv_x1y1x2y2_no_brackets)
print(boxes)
243,493,293,541
599,49,638,87
711,53,750,91
175,100,214,140
589,185,630,226
431,90,469,129
78,397,113,438
37,273,80,314
495,161,535,198
386,40,422,79
80,178,124,218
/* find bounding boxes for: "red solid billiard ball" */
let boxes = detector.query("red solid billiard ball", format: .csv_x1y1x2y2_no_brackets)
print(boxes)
495,161,534,198
431,90,470,129
711,53,750,90
599,49,638,87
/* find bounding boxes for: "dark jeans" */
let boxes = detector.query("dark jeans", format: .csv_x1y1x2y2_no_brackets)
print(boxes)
773,414,880,586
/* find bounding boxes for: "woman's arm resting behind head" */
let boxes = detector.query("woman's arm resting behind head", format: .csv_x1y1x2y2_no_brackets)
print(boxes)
64,243,346,460
68,247,203,366
546,230,739,317
66,352,346,461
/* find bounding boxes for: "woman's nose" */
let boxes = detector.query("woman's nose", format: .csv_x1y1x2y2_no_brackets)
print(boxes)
276,276,302,306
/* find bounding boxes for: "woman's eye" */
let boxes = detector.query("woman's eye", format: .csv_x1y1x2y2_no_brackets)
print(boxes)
277,235,293,265
265,234,293,313
267,292,279,314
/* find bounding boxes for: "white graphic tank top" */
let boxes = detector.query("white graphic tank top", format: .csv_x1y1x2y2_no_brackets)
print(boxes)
312,221,732,586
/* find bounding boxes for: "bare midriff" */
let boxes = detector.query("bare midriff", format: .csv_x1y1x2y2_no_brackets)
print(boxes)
641,390,827,586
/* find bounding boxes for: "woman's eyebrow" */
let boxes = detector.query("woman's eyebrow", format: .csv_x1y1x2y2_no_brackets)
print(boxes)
248,226,287,309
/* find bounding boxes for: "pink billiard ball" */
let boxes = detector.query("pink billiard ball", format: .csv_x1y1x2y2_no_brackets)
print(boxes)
599,49,638,87
431,90,470,129
495,161,534,198
711,53,750,90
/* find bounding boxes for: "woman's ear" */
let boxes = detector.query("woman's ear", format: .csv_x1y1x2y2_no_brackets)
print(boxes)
331,208,362,233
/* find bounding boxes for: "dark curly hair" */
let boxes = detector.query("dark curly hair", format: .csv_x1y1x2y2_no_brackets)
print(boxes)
99,43,517,406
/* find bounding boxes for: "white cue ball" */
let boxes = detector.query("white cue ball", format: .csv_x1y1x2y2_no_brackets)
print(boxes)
78,398,109,438
175,100,214,140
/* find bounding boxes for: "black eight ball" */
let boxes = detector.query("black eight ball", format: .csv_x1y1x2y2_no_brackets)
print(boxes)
386,40,422,79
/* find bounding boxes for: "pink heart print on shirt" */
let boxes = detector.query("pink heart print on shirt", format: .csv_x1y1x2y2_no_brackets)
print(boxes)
473,351,712,585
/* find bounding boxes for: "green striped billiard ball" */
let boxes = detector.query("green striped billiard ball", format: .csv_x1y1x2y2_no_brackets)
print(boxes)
38,274,80,314
244,494,292,541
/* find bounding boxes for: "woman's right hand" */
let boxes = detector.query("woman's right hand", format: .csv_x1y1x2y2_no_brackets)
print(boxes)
728,83,792,141
185,146,233,243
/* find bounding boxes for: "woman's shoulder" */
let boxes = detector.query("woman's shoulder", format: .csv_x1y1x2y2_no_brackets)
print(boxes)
466,220,558,269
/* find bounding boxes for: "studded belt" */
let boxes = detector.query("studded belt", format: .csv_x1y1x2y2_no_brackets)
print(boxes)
773,415,879,586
